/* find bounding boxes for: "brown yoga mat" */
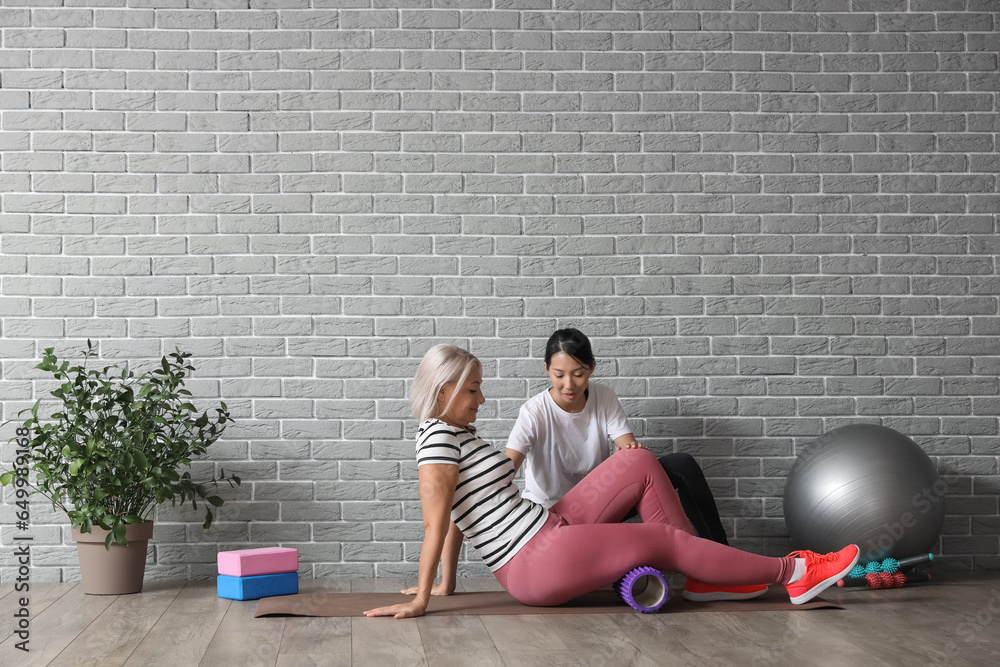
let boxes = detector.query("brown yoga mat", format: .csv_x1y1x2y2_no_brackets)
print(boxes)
254,587,843,618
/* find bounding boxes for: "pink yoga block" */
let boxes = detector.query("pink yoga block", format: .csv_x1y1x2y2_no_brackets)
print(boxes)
217,547,299,577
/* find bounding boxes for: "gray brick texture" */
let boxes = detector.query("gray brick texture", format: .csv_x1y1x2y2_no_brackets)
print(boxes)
1,2,998,581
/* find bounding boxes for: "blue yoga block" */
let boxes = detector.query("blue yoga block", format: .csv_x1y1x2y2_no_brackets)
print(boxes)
217,572,298,601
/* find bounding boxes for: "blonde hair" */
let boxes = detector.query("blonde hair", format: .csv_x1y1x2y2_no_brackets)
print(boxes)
410,344,481,422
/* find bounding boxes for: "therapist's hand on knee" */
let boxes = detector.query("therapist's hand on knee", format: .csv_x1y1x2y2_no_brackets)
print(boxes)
616,440,646,451
613,433,646,453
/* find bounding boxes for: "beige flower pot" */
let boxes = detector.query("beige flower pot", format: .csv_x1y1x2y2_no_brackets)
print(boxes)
72,520,154,595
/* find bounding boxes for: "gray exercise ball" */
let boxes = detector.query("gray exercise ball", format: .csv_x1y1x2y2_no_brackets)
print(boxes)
783,424,945,562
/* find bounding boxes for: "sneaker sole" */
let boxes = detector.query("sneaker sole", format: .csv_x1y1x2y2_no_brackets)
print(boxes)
789,550,860,605
683,587,769,602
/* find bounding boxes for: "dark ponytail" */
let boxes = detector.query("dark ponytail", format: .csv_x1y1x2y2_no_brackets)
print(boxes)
544,328,596,368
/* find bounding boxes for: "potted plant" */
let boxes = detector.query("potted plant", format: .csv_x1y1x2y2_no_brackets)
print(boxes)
1,341,240,594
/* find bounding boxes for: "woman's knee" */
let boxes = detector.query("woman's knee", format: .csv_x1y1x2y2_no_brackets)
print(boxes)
615,448,666,481
615,447,659,471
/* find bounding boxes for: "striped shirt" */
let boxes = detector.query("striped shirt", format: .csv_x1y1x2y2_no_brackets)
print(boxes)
416,418,547,571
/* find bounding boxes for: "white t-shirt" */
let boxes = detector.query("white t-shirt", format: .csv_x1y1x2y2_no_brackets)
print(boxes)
505,382,632,508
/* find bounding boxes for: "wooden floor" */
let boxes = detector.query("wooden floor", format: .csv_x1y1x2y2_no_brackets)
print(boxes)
2,572,1000,666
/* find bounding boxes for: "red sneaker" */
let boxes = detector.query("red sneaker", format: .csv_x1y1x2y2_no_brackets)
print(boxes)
785,545,859,605
683,579,768,602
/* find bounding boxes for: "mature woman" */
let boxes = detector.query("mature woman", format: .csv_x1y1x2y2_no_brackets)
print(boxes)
363,345,857,619
504,328,756,601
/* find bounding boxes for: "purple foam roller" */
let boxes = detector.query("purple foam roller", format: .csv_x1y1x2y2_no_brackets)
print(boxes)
613,566,669,613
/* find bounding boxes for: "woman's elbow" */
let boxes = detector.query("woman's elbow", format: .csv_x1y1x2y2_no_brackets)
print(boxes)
422,517,451,540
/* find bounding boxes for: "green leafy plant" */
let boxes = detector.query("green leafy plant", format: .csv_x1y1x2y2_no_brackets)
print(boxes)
1,341,240,549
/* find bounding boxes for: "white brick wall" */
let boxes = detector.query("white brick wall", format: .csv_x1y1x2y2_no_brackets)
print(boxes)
1,1,999,582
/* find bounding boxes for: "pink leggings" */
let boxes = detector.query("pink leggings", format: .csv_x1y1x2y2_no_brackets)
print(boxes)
493,448,796,606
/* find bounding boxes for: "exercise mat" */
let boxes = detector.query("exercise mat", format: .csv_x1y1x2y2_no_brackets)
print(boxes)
254,587,842,618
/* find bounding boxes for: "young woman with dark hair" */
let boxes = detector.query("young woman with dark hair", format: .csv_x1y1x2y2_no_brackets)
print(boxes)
504,328,760,601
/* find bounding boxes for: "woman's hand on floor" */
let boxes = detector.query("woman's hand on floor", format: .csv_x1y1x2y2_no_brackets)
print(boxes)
401,581,453,596
362,600,427,619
